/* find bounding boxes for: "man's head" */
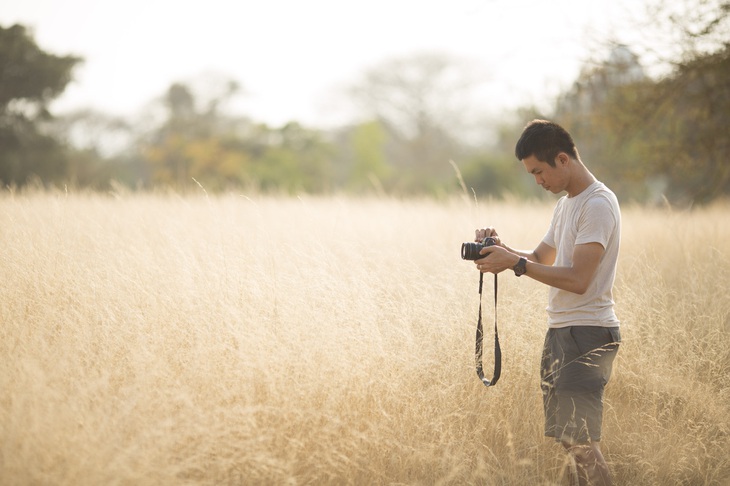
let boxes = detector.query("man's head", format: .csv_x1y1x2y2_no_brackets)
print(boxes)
515,119,578,167
516,120,586,195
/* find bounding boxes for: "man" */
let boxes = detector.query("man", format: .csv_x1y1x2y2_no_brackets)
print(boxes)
474,119,621,486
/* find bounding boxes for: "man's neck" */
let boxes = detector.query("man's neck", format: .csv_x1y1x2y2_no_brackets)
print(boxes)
566,163,597,198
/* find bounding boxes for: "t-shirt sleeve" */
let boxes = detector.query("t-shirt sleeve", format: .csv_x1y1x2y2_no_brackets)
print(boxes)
576,196,617,248
541,201,561,249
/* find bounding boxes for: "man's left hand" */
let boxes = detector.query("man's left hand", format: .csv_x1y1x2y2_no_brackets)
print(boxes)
474,246,520,274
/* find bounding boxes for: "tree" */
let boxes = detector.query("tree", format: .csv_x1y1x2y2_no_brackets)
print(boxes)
608,0,730,203
348,120,391,192
347,52,487,192
329,120,393,193
461,107,551,200
631,0,729,69
139,80,250,189
0,24,81,187
252,122,335,193
641,44,730,202
552,0,730,204
47,109,141,189
555,45,652,201
138,80,335,193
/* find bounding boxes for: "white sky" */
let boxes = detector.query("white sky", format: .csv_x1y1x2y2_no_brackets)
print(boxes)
1,0,646,129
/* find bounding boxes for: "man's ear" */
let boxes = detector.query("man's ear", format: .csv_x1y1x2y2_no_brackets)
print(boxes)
556,153,569,166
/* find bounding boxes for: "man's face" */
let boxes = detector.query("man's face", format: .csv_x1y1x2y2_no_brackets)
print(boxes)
521,154,567,194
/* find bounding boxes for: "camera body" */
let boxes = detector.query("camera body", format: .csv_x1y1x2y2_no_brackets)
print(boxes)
461,237,497,261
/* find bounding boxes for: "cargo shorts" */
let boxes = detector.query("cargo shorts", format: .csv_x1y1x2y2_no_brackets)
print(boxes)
541,326,621,444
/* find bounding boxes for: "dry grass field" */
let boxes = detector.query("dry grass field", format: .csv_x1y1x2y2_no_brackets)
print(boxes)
1,189,728,485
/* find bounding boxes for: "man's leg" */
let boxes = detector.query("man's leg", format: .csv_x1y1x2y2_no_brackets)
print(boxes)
542,327,619,486
561,441,612,486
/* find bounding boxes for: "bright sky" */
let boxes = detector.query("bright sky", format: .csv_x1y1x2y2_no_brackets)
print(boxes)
1,0,645,128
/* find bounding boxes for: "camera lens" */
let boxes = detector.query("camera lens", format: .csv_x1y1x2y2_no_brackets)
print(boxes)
461,242,484,260
461,237,495,260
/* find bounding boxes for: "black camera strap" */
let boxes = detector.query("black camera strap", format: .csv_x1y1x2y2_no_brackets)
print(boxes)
476,272,501,387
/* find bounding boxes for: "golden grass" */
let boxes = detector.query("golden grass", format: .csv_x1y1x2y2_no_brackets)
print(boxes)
1,190,728,485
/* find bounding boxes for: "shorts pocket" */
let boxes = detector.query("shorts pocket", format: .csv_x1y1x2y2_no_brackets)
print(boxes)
555,327,619,393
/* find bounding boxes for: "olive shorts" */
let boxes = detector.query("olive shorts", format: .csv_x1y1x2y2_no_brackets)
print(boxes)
541,326,621,444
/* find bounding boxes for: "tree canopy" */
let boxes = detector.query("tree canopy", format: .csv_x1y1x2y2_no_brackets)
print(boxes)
551,1,730,204
0,24,81,186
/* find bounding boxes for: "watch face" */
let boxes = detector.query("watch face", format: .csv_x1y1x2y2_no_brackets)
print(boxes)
514,258,527,276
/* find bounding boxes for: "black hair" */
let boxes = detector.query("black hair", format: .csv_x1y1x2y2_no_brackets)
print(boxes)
514,119,578,167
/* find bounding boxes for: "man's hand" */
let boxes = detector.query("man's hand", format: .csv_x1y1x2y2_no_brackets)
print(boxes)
475,227,502,246
474,245,520,274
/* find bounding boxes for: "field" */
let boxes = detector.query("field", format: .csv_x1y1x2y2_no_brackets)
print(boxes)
1,190,728,485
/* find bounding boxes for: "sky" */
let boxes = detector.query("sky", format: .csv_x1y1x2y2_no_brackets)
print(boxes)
1,0,646,129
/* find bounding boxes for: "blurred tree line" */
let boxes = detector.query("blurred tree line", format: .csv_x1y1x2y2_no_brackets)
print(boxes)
0,24,80,185
1,0,728,203
555,0,730,204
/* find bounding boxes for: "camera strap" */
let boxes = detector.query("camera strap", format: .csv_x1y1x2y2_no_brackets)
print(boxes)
476,272,501,387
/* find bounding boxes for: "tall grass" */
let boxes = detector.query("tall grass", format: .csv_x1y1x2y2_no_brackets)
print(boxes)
1,190,728,485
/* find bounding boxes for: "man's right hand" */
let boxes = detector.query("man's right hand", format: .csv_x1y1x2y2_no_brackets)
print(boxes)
475,227,501,246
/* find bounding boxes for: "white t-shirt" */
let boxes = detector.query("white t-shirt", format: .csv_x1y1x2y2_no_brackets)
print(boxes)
542,181,621,328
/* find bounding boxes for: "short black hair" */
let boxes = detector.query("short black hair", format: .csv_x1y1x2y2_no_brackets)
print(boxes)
514,119,578,167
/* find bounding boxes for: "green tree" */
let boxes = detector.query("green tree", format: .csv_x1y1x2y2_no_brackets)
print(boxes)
49,108,139,189
554,0,730,204
341,120,392,192
612,0,730,203
252,122,335,193
140,80,253,189
139,81,335,193
555,46,652,202
348,52,485,192
461,108,550,200
0,24,81,187
641,44,730,203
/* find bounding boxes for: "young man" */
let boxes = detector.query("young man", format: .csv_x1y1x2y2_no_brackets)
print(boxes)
474,119,621,486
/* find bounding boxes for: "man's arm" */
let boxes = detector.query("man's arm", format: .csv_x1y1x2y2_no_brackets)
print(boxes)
474,228,556,265
503,240,556,266
476,242,604,295
523,242,604,294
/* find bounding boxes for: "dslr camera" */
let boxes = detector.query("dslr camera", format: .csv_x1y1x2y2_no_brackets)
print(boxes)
461,237,497,261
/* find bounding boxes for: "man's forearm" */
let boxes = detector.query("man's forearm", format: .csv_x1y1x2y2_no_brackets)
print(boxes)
522,242,604,295
502,244,539,263
523,261,588,295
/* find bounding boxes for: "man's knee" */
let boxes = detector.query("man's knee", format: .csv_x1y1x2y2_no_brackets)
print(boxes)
561,442,598,464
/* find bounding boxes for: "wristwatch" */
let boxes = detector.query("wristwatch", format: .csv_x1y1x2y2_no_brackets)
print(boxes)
513,257,527,277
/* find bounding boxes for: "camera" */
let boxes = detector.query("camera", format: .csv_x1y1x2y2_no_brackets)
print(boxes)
461,237,497,261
